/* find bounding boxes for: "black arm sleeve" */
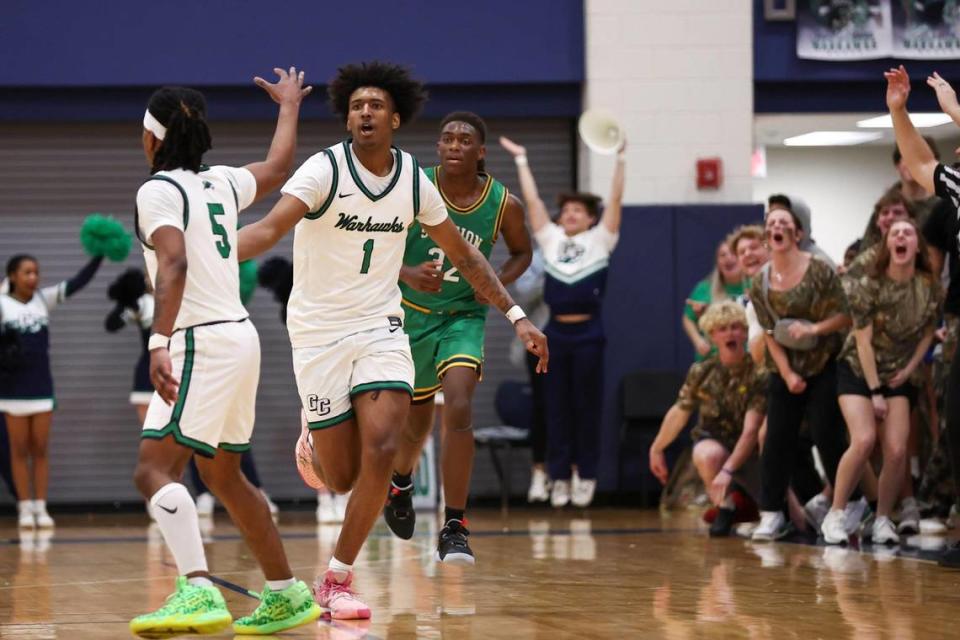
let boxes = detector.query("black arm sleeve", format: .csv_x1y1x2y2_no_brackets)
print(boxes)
65,256,104,298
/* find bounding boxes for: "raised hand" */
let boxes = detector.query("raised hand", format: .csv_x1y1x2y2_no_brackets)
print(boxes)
885,65,911,112
254,66,313,106
927,71,959,114
499,136,527,158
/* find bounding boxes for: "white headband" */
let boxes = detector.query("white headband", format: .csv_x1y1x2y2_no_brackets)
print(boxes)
143,109,167,141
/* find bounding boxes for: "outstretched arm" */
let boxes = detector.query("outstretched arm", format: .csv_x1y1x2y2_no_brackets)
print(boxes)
649,405,692,485
601,143,626,234
499,137,551,233
425,217,549,372
887,65,938,193
928,71,960,128
244,66,313,201
237,194,308,261
64,256,104,297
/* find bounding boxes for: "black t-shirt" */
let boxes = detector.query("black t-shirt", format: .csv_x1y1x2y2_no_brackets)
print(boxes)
923,182,960,314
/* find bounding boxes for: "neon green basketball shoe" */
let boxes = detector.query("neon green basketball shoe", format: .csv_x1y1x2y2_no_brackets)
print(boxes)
232,579,323,635
129,576,232,637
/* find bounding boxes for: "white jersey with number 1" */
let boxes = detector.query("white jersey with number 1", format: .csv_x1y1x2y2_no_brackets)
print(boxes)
281,141,448,348
135,165,257,330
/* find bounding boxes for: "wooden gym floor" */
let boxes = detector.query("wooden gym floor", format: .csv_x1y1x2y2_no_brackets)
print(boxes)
1,508,959,639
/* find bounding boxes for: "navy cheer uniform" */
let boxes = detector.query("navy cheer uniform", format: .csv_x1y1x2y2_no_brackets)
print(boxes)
534,222,618,482
0,257,102,416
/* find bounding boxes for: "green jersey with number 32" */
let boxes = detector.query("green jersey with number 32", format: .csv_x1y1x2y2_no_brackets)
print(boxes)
400,165,508,314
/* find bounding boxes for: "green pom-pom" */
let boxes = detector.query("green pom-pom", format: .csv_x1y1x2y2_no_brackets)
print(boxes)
80,214,132,262
239,259,258,306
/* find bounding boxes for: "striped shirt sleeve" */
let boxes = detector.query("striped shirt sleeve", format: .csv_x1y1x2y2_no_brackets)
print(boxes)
934,163,960,209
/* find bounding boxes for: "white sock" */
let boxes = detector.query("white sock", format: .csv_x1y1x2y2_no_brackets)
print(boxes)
32,499,47,513
328,557,352,581
150,483,208,575
18,500,32,514
267,578,296,591
187,576,213,587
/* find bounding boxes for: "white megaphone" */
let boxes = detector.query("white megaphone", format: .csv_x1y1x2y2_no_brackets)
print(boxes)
578,108,625,155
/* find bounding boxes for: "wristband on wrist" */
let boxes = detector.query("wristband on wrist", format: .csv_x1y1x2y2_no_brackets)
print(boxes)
148,333,170,351
505,305,527,324
514,155,528,167
720,468,733,477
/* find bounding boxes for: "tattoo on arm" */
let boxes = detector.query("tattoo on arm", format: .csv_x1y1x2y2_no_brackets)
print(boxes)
451,246,515,313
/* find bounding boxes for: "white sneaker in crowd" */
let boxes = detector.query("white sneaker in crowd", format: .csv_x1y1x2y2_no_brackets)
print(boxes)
550,480,571,508
843,497,868,534
571,475,596,508
527,468,551,503
897,496,920,535
32,500,54,528
872,516,900,545
752,511,790,541
821,508,849,545
317,490,348,524
920,517,948,535
195,492,215,518
332,492,349,522
17,501,35,529
803,493,831,530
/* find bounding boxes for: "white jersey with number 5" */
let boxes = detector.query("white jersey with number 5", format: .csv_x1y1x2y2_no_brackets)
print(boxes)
281,141,448,348
135,165,257,330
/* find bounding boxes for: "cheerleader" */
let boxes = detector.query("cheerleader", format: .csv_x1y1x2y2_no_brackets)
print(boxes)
1,252,103,528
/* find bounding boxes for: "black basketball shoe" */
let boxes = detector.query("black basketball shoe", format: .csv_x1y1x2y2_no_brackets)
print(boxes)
709,507,736,538
436,519,475,565
938,541,960,568
383,482,416,540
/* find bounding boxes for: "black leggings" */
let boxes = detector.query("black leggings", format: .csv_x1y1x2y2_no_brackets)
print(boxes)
944,346,960,505
761,363,847,512
525,350,547,465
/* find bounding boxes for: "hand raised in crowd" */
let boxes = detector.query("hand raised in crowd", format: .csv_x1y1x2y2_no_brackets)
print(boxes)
695,336,712,357
649,448,669,485
785,371,807,395
872,393,888,421
499,136,527,158
884,65,911,111
400,261,442,293
254,66,313,105
927,71,958,115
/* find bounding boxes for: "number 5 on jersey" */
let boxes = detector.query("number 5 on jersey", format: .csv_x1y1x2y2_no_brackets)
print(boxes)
207,203,231,259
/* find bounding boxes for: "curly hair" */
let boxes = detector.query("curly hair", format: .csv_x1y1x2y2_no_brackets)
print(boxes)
698,299,748,335
327,61,427,125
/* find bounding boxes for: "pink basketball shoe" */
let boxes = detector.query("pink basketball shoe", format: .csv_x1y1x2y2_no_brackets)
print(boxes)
312,571,371,620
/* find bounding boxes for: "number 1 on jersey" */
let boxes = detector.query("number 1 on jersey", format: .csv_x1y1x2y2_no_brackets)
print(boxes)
360,238,374,274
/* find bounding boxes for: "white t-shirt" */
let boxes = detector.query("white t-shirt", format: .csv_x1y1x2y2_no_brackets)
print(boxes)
136,165,256,331
281,141,448,347
534,222,618,284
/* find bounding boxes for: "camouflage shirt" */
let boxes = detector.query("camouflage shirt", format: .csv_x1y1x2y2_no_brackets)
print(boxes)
677,355,768,451
750,257,849,379
840,272,943,384
843,244,878,283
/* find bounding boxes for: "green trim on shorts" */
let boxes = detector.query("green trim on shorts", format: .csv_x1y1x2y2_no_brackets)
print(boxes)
219,442,252,453
350,381,414,397
308,408,355,431
141,329,214,457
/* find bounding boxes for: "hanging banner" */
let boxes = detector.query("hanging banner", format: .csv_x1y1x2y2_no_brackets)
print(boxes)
892,1,960,59
797,0,893,60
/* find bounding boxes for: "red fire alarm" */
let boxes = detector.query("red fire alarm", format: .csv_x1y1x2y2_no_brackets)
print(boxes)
696,157,723,190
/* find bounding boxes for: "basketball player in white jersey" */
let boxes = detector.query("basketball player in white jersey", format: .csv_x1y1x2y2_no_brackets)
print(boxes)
238,61,549,620
129,69,322,637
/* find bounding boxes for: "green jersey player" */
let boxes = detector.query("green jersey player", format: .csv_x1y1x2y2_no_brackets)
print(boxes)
384,111,533,565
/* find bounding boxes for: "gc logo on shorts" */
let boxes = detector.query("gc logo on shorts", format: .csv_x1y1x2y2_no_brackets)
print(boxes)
307,394,331,416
